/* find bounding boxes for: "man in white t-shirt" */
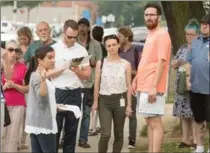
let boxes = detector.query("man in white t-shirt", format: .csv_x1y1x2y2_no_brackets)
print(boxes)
51,20,91,153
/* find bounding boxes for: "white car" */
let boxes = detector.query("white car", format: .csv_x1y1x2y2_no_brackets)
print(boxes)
1,33,17,48
1,21,15,33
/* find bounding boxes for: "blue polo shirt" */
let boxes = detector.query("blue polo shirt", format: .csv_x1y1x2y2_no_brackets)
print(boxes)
186,35,210,95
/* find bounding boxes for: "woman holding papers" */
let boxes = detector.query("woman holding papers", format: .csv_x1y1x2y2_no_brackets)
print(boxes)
25,46,62,153
92,34,132,153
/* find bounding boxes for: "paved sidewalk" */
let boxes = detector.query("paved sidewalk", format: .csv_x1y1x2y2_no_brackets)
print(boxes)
20,104,176,152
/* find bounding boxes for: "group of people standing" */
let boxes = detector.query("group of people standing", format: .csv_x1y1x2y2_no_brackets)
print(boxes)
1,2,209,153
172,13,210,153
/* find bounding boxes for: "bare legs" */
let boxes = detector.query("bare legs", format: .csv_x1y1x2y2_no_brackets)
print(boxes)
146,116,164,153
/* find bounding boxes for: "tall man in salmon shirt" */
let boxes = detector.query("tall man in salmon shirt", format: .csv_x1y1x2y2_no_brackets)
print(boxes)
132,3,172,152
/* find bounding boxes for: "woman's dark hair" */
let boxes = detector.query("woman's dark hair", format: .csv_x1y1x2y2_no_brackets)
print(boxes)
92,26,104,42
144,2,162,15
103,34,120,45
24,45,54,85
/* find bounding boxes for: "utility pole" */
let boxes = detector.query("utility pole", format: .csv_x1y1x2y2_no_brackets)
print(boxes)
13,1,17,24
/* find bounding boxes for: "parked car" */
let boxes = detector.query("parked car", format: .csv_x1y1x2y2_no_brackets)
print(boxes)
1,33,17,48
1,21,15,33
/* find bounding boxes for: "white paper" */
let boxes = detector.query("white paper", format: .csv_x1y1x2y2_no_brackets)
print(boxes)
120,98,125,107
138,93,165,115
58,105,82,119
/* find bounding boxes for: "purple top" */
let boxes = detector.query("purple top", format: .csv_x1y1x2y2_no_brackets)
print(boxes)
119,46,142,71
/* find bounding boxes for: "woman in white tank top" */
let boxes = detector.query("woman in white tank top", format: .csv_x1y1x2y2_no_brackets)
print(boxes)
92,34,132,153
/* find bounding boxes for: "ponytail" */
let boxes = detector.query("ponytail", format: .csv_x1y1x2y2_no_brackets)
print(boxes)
24,56,38,85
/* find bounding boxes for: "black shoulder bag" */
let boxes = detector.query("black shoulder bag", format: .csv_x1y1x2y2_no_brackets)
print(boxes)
86,58,104,107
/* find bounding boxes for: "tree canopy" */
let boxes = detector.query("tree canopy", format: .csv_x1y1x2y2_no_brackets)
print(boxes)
95,1,147,27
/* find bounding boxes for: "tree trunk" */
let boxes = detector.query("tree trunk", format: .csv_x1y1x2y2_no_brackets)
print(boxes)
161,1,205,55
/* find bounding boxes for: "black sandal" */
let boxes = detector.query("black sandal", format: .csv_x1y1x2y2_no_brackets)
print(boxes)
177,142,191,148
89,131,98,136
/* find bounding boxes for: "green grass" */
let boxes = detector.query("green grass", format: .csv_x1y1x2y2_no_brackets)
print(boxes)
140,125,148,137
135,138,209,153
161,139,209,153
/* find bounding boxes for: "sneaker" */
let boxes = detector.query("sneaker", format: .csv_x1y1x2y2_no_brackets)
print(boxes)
207,149,209,153
128,140,135,149
78,141,91,148
191,150,204,153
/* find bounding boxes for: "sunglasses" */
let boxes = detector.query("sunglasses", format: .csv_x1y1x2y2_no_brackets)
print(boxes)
66,35,78,40
7,47,22,53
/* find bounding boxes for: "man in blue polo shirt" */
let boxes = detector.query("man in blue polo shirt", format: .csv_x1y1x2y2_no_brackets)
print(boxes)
186,14,209,153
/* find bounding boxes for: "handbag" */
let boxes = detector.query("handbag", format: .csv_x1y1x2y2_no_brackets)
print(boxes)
1,85,11,127
86,58,105,107
177,71,188,95
4,103,11,127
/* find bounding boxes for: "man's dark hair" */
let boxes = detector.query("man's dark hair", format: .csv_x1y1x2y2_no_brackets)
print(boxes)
78,18,90,27
63,20,79,32
144,2,162,15
92,26,104,42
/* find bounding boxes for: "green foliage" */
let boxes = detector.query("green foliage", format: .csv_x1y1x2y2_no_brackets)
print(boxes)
95,1,146,27
94,1,166,27
140,125,148,137
1,1,43,10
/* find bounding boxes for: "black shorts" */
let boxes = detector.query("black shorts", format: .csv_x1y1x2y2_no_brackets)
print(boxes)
189,91,210,123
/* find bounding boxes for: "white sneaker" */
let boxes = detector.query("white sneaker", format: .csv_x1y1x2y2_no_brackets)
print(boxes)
207,149,209,153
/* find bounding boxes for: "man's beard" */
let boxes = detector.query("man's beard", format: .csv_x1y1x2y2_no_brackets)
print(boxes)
120,41,126,47
40,36,49,43
145,19,158,30
79,30,86,36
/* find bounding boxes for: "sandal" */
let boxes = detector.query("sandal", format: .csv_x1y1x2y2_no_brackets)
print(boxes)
177,142,191,148
190,143,196,150
89,131,98,136
96,127,101,133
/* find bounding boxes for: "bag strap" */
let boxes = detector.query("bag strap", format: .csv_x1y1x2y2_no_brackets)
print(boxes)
99,58,104,90
134,47,139,70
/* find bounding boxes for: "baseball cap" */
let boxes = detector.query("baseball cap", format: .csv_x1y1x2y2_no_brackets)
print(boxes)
78,18,90,27
200,14,210,24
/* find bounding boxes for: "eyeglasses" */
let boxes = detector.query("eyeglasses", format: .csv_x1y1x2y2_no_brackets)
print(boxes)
7,47,22,53
144,14,158,17
185,33,196,37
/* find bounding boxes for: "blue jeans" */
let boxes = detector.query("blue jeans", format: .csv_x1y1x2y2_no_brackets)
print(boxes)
30,133,56,153
79,88,91,142
55,88,82,153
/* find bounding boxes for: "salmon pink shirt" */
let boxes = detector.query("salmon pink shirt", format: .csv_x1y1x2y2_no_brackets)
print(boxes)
2,62,27,106
136,28,172,94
